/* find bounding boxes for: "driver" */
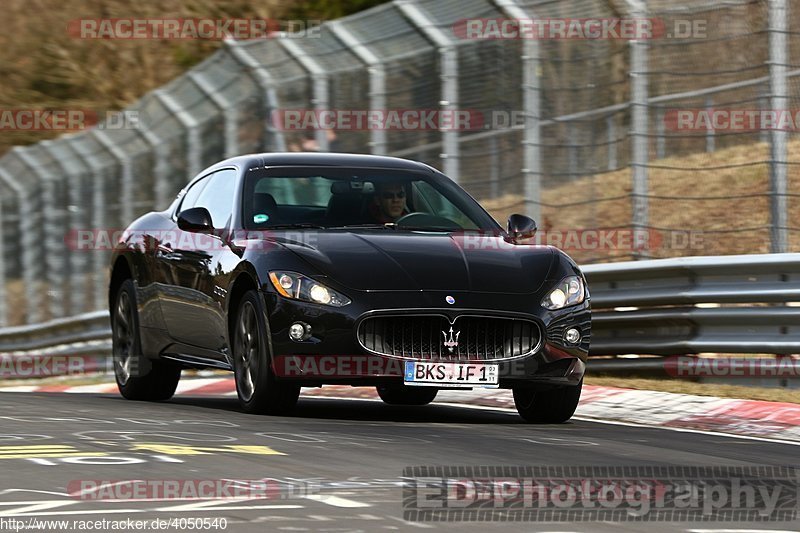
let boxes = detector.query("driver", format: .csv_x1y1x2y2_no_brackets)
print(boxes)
368,181,409,223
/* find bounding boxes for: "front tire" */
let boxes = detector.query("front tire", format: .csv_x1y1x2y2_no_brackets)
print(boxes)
112,279,181,401
233,290,300,415
376,385,438,406
513,380,582,423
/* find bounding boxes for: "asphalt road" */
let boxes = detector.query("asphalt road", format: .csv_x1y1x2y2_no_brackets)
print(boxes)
0,391,797,533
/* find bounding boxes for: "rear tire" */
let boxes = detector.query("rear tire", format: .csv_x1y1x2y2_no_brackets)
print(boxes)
376,385,438,406
233,290,300,415
112,279,181,401
513,380,582,423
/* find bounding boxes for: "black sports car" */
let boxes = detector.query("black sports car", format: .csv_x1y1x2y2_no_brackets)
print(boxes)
109,153,590,423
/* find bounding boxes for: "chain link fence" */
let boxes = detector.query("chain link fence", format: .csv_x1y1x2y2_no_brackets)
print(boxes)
0,0,797,326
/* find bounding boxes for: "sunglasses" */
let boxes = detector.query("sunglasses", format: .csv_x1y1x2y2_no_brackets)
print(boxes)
380,191,406,200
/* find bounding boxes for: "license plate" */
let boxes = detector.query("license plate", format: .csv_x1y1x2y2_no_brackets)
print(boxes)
404,361,499,388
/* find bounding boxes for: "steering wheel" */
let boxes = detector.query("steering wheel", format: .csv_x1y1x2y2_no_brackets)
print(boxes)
394,212,461,230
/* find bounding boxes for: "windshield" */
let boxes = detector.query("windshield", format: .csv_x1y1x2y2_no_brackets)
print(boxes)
241,167,500,232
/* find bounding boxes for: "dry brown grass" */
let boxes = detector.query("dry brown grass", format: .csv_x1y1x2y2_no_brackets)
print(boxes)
480,139,800,264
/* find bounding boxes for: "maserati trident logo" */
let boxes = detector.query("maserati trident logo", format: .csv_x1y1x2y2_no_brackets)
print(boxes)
442,326,460,353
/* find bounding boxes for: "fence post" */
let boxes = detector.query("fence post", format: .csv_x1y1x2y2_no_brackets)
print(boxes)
188,69,240,158
44,140,88,315
67,136,109,312
705,96,715,153
607,115,617,171
0,166,38,323
396,0,460,182
655,108,665,159
15,146,67,320
224,40,287,152
154,89,203,179
0,185,6,326
495,0,541,222
329,21,388,155
769,0,788,253
93,131,134,225
280,40,330,152
629,0,650,257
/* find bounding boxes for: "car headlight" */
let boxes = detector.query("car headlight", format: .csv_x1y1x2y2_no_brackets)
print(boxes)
269,271,351,307
541,275,585,310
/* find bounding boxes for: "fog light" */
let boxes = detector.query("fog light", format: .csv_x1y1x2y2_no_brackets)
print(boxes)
289,322,308,341
564,328,581,345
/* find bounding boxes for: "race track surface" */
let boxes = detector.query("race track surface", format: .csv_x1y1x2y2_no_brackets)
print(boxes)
0,391,797,532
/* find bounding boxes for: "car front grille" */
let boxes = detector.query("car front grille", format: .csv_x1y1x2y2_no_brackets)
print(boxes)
357,315,541,362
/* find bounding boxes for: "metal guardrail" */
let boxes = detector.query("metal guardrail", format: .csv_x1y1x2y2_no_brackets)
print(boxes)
0,254,797,377
584,253,800,357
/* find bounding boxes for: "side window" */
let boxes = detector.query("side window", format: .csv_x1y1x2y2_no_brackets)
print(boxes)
178,176,210,214
194,169,238,229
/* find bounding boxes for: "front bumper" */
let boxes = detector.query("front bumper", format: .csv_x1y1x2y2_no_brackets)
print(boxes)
262,288,590,389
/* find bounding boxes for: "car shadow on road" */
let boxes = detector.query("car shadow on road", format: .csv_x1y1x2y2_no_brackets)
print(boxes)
161,395,535,424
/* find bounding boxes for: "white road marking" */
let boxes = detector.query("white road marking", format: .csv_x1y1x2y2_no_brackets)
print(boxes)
304,494,371,508
0,500,77,516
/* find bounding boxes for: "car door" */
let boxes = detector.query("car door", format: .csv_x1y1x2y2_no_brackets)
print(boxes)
158,168,239,357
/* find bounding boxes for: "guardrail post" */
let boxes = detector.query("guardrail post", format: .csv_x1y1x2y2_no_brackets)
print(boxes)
154,89,203,179
280,40,330,152
629,0,650,257
396,0,460,183
495,0,541,222
769,0,789,253
12,146,66,318
224,40,287,152
0,166,39,323
329,21,388,155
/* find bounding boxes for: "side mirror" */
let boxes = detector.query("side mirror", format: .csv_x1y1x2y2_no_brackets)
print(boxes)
177,207,214,234
505,214,537,243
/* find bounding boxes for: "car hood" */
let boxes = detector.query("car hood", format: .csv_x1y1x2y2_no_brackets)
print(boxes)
270,230,555,293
